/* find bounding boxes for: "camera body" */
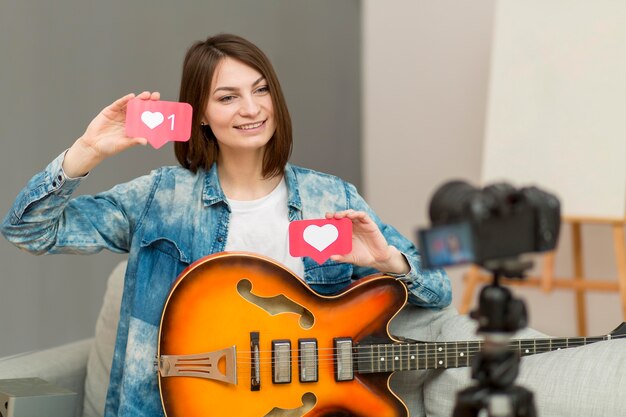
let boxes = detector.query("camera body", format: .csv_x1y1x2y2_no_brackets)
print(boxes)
418,180,561,269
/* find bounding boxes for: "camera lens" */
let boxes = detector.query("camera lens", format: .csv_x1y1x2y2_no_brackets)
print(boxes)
428,180,479,224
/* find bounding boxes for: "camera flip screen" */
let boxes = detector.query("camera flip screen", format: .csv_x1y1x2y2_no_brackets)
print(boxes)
418,222,475,269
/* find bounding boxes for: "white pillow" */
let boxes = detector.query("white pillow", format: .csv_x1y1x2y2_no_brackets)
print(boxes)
423,315,626,417
82,261,126,417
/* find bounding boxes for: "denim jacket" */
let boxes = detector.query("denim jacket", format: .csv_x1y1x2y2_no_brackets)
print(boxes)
1,152,451,416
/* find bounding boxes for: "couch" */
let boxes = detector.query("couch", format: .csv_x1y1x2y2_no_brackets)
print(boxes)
1,260,625,416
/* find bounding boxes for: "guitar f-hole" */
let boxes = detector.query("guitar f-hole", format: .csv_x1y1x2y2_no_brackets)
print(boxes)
237,279,315,329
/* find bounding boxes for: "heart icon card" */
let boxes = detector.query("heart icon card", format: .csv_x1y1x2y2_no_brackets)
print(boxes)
125,98,193,149
289,218,352,264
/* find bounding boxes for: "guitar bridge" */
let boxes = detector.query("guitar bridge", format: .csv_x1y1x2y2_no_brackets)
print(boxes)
158,346,237,385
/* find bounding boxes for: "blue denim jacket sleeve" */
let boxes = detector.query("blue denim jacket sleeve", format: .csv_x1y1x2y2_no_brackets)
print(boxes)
345,182,452,308
1,152,156,255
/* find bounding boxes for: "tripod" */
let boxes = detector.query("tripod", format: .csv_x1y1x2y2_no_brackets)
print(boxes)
452,259,537,417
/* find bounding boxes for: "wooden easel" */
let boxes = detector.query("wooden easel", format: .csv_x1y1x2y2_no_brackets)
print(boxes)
458,216,626,336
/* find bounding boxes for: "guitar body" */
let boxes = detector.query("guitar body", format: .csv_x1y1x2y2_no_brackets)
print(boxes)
158,252,409,417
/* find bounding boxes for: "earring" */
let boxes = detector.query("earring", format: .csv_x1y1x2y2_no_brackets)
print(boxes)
200,123,214,140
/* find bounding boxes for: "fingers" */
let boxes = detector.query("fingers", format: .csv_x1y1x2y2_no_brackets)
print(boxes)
330,254,348,263
326,210,370,223
108,91,160,115
131,137,148,146
136,91,161,101
108,93,136,113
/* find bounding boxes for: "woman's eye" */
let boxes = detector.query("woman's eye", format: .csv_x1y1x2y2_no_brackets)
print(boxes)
255,85,269,94
218,95,235,103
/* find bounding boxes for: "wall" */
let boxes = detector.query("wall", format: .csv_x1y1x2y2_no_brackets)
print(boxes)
363,0,623,337
0,0,361,356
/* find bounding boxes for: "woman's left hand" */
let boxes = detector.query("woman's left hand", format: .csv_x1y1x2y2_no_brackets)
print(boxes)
327,210,410,275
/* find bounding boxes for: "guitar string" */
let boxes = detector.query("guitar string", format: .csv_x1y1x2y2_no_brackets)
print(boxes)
175,335,622,376
225,336,614,376
220,335,626,367
227,333,626,356
165,335,626,370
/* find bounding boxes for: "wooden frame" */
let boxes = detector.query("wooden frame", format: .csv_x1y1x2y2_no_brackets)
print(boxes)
459,216,626,336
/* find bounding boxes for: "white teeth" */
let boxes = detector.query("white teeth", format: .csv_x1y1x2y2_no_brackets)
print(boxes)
236,121,263,130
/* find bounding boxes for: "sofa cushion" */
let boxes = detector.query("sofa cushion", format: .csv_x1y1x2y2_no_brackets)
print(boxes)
423,313,626,417
83,260,126,417
0,338,92,417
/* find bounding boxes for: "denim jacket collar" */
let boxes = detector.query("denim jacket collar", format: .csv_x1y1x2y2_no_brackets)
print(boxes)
202,162,302,213
202,163,226,207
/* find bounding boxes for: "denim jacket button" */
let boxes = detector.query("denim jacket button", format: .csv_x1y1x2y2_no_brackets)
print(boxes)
217,237,224,242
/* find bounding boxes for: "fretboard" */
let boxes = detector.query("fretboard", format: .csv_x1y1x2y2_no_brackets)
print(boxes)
355,334,620,374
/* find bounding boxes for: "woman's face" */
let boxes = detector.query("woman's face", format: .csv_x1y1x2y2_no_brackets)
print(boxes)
204,57,276,154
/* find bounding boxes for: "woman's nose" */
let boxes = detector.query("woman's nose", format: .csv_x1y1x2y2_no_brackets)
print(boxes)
239,95,261,117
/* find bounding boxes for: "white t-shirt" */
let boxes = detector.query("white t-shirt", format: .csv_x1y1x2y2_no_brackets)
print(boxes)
224,178,305,278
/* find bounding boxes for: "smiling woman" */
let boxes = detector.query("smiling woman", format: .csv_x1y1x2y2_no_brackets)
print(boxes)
0,33,451,417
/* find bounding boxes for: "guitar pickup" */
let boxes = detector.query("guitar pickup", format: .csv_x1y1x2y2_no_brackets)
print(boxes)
298,339,318,383
334,337,354,382
272,340,291,384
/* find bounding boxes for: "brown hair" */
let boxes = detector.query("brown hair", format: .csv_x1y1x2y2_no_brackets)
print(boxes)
175,34,292,178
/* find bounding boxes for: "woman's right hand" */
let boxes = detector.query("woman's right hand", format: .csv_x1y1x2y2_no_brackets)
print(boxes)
62,91,160,177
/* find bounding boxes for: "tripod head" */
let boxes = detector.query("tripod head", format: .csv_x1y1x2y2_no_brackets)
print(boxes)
471,258,531,334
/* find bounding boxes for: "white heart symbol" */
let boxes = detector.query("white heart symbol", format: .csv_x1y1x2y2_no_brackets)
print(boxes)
303,224,339,252
141,111,164,129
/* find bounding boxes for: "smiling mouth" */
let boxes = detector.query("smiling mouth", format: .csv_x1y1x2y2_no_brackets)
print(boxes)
234,120,266,130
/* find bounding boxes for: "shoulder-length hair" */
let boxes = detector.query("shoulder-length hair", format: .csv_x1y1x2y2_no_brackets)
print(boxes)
175,34,292,178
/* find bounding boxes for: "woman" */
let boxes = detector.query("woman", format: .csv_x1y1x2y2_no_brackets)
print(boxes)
2,34,451,416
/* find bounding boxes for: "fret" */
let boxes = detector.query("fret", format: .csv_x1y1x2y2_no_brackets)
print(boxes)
380,344,388,373
385,344,394,372
586,336,604,345
426,343,436,369
417,342,426,370
566,337,586,348
447,342,458,369
391,344,399,371
355,345,371,374
457,342,465,368
407,344,414,371
402,344,410,371
411,344,418,371
463,341,470,367
426,343,437,369
519,339,535,356
548,338,568,352
470,341,482,364
375,345,381,373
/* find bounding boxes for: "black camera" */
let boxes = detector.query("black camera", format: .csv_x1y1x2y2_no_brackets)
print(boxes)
418,180,561,270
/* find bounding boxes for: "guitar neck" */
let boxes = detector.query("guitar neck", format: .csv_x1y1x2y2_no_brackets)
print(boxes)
355,334,621,374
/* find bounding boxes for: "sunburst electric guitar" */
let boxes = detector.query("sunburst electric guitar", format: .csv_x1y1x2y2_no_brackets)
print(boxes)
156,252,625,417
